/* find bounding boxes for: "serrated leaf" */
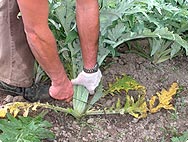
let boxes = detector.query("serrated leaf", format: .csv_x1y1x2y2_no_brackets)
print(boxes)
106,75,148,118
116,98,121,109
107,75,146,94
0,102,39,118
171,131,188,142
171,42,181,58
0,108,7,118
0,113,55,141
103,75,178,119
149,83,179,113
108,22,125,41
124,94,148,118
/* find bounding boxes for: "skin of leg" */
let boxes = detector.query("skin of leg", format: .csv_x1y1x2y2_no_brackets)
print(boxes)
16,0,73,101
76,0,99,69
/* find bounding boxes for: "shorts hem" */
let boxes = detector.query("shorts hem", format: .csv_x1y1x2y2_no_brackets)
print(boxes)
0,77,33,87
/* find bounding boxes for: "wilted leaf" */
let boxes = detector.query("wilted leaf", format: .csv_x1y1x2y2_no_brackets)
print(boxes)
107,75,146,94
0,107,7,118
149,83,179,113
104,75,179,119
106,75,148,118
23,107,30,117
116,98,121,109
124,94,148,118
32,103,42,111
0,102,41,118
0,102,72,118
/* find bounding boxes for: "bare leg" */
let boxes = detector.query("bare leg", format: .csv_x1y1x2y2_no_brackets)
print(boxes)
16,0,73,101
76,0,99,69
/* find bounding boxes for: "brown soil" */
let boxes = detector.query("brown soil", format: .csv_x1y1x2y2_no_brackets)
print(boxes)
1,45,188,142
47,51,188,142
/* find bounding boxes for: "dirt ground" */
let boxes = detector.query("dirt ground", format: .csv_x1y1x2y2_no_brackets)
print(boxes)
1,46,188,142
47,50,188,142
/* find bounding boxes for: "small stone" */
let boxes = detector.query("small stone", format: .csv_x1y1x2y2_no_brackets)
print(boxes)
69,137,77,142
105,100,113,107
132,118,139,123
82,137,88,142
72,121,80,130
54,127,59,131
3,95,13,104
118,60,125,65
107,125,112,130
13,96,25,102
87,118,94,124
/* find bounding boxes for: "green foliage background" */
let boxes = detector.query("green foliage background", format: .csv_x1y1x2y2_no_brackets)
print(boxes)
0,113,55,142
1,1,188,141
48,0,188,69
45,0,188,118
35,0,188,83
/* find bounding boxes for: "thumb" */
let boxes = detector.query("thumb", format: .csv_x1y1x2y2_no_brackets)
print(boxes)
71,78,81,85
49,86,55,97
89,90,95,95
86,86,95,95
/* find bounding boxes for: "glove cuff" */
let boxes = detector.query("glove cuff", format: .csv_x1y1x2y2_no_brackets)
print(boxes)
83,62,99,73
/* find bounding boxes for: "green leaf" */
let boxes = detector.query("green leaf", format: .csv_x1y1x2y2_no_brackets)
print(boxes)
47,0,188,118
171,131,188,142
87,83,104,110
65,30,78,44
0,113,55,142
116,98,121,109
108,22,125,41
171,42,181,58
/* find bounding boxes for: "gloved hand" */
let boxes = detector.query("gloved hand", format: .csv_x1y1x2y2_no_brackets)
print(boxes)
71,70,102,94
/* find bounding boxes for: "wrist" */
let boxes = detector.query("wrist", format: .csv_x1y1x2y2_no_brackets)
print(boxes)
50,70,69,86
51,77,70,87
83,62,99,73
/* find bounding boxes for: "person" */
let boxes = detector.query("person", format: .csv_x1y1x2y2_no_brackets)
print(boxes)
0,0,102,102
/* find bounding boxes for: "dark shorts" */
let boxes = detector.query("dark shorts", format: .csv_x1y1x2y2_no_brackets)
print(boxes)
0,0,34,87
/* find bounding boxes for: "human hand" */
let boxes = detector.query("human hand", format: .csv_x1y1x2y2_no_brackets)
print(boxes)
49,79,74,102
71,70,102,94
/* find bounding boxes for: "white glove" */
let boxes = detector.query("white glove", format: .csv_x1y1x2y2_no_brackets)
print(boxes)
71,70,102,94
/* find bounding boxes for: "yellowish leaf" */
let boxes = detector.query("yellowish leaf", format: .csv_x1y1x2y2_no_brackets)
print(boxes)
116,98,121,109
130,112,139,118
13,108,20,117
0,102,36,118
124,94,148,119
107,75,146,95
149,83,178,113
32,102,41,111
0,108,7,118
23,107,30,117
149,96,157,112
107,75,148,119
138,101,148,118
